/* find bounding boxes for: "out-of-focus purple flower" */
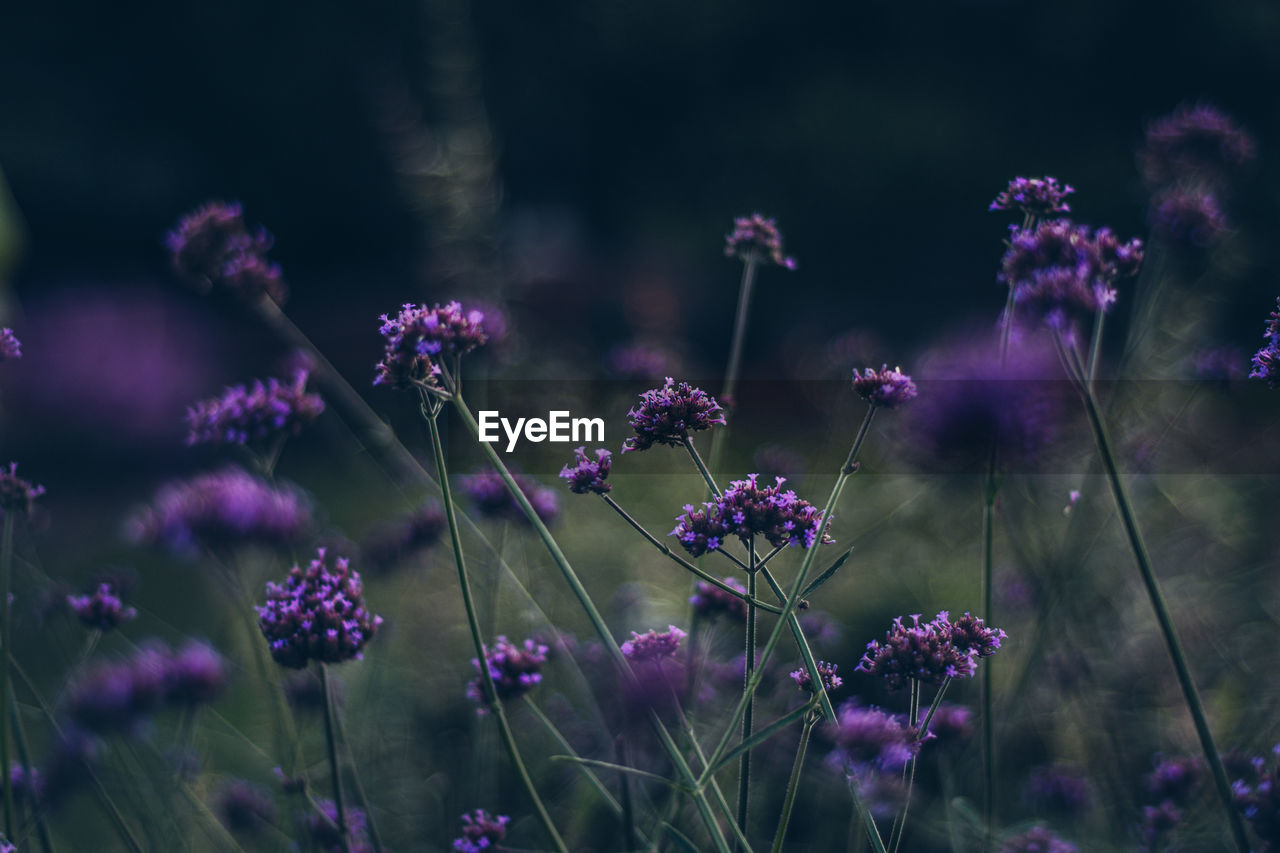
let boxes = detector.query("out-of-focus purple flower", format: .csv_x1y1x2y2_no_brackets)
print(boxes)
989,177,1075,218
257,548,383,669
0,462,44,515
926,702,973,744
1231,745,1280,847
166,202,286,303
689,576,748,622
466,636,548,709
790,660,842,694
1145,754,1202,805
1023,764,1095,818
947,611,1007,658
305,799,372,853
1149,187,1229,248
622,378,725,453
8,762,43,806
829,701,920,774
453,809,509,853
608,343,682,380
997,825,1078,853
670,474,830,557
67,582,137,632
621,626,686,663
164,641,229,705
1192,346,1247,384
217,779,276,835
0,329,20,362
282,670,333,713
1250,298,1280,388
126,467,313,556
185,370,324,448
559,446,612,495
1139,103,1256,188
1139,800,1184,851
461,469,559,526
852,365,918,409
360,500,446,572
374,301,487,391
858,611,1004,691
725,213,797,270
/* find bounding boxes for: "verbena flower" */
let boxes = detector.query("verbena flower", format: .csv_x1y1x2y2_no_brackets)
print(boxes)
1145,754,1201,804
305,800,372,853
927,702,973,744
466,636,548,709
622,377,726,453
689,576,748,622
374,301,487,391
67,582,137,632
7,762,42,806
0,462,45,515
997,825,1078,853
989,176,1075,218
1139,800,1183,851
217,779,276,835
282,670,331,713
790,660,842,694
829,701,920,774
1149,187,1228,247
670,474,830,557
857,611,1004,691
461,469,559,525
1139,103,1256,188
852,365,918,409
1250,298,1280,388
559,446,612,494
185,370,324,447
724,213,797,269
257,548,383,669
126,467,313,555
453,809,509,853
1231,745,1280,848
621,626,686,663
166,202,286,303
0,328,21,362
164,641,229,705
360,500,446,572
1023,764,1095,818
947,611,1007,658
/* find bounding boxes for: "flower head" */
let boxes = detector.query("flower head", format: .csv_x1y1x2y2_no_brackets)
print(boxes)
256,548,383,669
830,701,921,774
0,462,44,515
926,702,973,744
1149,187,1228,247
671,474,830,557
466,636,548,709
689,576,748,622
453,809,509,853
304,800,372,853
164,641,229,705
790,660,842,694
946,611,1006,658
852,365,918,409
1250,298,1280,388
217,779,276,835
1140,103,1256,188
858,611,1005,691
1231,745,1280,847
67,582,137,632
360,500,446,572
1023,764,1094,818
989,177,1075,218
559,446,612,495
166,202,286,303
461,469,559,526
724,213,797,269
997,825,1077,853
0,329,20,362
374,301,487,391
185,371,324,447
623,378,726,453
621,626,687,663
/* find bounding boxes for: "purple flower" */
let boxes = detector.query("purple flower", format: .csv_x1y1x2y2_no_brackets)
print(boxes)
257,548,383,669
360,500,446,572
0,462,45,515
1250,298,1280,388
670,474,830,557
466,636,548,708
946,611,1006,658
374,301,487,391
126,467,313,555
830,701,920,774
8,762,42,806
622,378,726,453
857,611,1004,691
0,328,20,362
559,446,612,495
1139,800,1183,850
1023,764,1094,818
305,799,372,853
67,582,137,632
185,370,325,447
453,809,509,853
166,202,286,303
217,779,276,835
1140,103,1256,188
689,576,748,622
724,213,797,269
461,468,560,526
852,365,918,409
621,626,687,663
926,702,973,744
989,177,1075,218
997,825,1077,853
1149,187,1228,248
790,660,842,694
1145,754,1202,805
282,670,332,713
164,641,229,705
1231,745,1280,847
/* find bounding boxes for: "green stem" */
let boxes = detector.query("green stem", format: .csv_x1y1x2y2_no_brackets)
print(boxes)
523,697,630,822
8,692,54,853
330,685,385,853
848,777,889,853
1087,307,1106,388
736,546,758,846
683,434,722,499
424,410,569,853
1054,332,1250,853
770,716,816,853
1,511,14,840
722,254,760,411
981,471,996,853
318,664,350,853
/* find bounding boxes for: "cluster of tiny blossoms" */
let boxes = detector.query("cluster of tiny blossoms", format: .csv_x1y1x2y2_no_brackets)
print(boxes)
0,462,45,515
857,611,1005,691
621,626,686,663
166,202,286,303
790,660,842,694
67,582,137,632
466,636,548,708
185,370,324,447
689,576,748,621
0,328,21,362
989,176,1075,219
1232,746,1280,849
998,826,1078,853
558,446,612,494
671,474,829,557
852,365,918,409
1250,298,1280,387
257,548,382,669
374,301,487,391
461,469,559,525
622,378,726,453
724,213,798,269
453,809,509,853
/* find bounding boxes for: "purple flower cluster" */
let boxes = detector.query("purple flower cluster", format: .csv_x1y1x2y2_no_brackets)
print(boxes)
461,469,559,525
186,370,325,447
559,446,612,494
689,576,748,621
997,825,1077,853
830,701,921,774
453,809,509,853
64,640,228,735
216,779,277,835
1137,754,1201,850
67,582,137,632
1023,764,1094,818
790,660,842,694
621,626,686,663
466,636,548,707
857,611,1005,691
166,202,286,303
670,474,829,557
1250,298,1280,388
1149,187,1228,248
724,213,797,269
1139,103,1256,188
127,467,313,555
989,176,1075,218
0,462,45,515
1232,746,1280,849
622,378,726,453
852,365,918,409
374,301,488,391
360,500,446,572
1000,219,1143,333
305,800,373,853
0,328,20,362
927,702,974,744
256,548,383,669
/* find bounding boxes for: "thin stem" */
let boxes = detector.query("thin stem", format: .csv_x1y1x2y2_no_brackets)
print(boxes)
683,434,722,499
918,678,952,740
981,468,996,853
722,254,760,411
770,715,816,853
330,688,385,853
523,697,629,821
1,511,14,840
848,778,889,853
8,692,54,853
1087,308,1106,388
736,544,758,846
1054,331,1251,853
424,411,569,853
318,664,350,853
616,735,638,851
